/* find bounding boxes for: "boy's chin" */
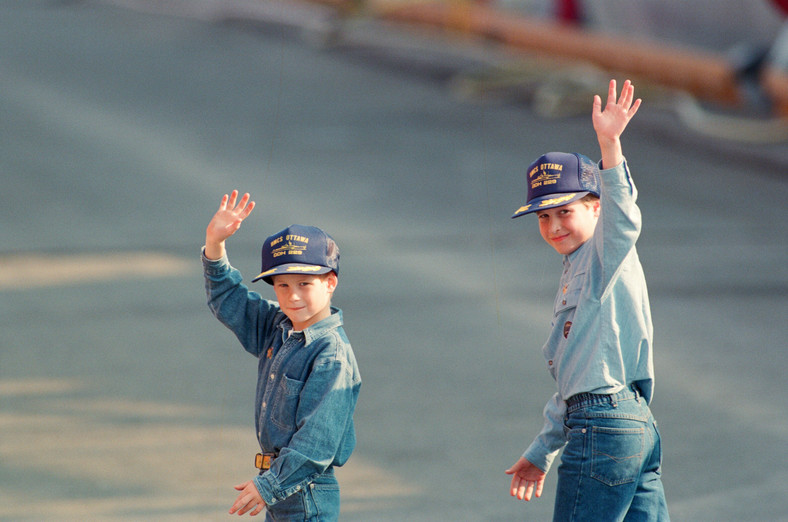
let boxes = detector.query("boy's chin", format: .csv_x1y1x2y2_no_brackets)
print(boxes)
551,241,584,256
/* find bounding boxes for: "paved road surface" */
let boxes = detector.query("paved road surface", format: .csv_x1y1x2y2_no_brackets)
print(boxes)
1,2,787,521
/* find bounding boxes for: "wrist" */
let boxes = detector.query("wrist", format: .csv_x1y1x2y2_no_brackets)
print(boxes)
598,138,622,170
204,239,226,261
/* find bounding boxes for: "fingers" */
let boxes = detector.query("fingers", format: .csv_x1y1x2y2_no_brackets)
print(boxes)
219,190,255,219
231,192,254,215
229,492,265,516
236,191,248,210
617,79,641,115
238,195,255,219
227,190,239,209
592,94,602,117
509,473,537,501
535,478,544,498
617,79,631,106
229,481,265,516
607,78,618,105
629,96,642,117
522,481,535,501
604,78,640,111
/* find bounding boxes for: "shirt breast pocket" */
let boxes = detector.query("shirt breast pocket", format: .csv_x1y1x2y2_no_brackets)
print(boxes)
555,273,584,315
271,376,305,431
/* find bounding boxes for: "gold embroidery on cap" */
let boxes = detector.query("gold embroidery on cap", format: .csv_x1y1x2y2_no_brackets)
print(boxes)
538,193,577,207
285,266,322,272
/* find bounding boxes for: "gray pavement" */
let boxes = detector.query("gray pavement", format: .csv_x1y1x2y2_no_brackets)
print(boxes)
1,2,787,521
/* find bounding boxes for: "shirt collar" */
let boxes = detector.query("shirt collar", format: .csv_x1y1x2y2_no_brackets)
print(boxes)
278,307,343,344
566,240,590,264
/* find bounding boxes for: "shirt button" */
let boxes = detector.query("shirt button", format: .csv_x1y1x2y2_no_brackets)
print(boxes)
562,300,567,305
548,360,553,366
270,373,275,380
262,402,267,409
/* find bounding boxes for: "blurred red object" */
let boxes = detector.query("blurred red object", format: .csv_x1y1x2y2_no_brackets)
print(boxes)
557,0,580,22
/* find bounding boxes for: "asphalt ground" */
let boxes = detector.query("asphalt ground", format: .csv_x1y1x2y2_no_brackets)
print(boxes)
1,2,787,521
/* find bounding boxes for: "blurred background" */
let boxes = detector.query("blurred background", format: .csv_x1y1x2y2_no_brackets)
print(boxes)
1,0,786,520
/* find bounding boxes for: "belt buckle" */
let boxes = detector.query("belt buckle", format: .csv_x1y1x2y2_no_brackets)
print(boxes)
255,452,275,471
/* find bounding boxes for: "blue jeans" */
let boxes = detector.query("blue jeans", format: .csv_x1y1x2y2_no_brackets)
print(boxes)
264,471,340,522
554,387,669,522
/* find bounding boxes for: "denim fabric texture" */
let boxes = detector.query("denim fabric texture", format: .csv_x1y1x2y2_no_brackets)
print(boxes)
524,160,656,474
203,252,361,520
553,388,669,521
264,471,340,522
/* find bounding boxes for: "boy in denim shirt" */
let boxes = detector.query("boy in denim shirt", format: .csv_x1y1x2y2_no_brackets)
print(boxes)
202,191,361,520
505,80,669,521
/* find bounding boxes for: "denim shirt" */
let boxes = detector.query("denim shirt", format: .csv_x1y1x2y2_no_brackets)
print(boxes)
522,159,655,473
202,252,361,506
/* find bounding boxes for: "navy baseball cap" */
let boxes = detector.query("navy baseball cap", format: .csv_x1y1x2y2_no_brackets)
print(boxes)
252,224,339,284
511,152,600,218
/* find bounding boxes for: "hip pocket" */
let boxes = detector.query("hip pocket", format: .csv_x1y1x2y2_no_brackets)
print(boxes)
304,479,340,521
590,425,645,486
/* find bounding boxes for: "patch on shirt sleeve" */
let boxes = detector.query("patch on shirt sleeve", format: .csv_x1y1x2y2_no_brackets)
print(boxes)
563,321,572,338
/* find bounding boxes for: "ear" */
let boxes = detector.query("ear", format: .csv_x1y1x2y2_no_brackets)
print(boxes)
592,199,601,218
325,272,338,293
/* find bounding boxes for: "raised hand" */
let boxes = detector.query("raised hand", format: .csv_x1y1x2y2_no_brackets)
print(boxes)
205,190,255,260
592,79,641,169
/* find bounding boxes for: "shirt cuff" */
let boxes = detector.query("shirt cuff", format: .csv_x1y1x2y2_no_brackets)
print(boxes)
253,473,279,506
598,156,626,173
523,440,559,474
201,247,230,276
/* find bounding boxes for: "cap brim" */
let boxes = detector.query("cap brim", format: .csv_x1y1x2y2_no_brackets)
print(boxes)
251,263,333,284
511,192,589,219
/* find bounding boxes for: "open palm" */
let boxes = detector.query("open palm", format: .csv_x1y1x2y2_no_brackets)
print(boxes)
206,190,255,245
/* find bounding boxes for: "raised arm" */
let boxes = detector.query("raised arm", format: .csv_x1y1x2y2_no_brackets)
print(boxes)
592,79,641,170
204,190,255,260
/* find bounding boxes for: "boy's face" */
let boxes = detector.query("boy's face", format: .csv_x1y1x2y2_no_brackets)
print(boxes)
536,199,600,255
272,272,337,331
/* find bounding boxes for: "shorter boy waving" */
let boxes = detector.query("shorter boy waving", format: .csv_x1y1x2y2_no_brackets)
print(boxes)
203,191,361,520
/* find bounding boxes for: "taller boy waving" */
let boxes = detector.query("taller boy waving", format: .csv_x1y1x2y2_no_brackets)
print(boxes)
506,80,669,521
